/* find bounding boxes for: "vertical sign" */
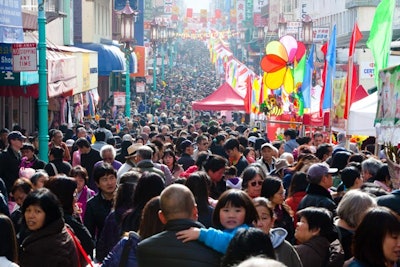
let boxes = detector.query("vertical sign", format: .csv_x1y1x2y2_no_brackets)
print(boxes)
236,0,245,28
12,43,37,72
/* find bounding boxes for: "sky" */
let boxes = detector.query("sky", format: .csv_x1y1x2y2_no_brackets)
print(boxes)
184,0,210,12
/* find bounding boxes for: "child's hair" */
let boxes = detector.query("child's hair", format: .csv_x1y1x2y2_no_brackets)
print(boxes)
213,189,259,229
225,166,237,177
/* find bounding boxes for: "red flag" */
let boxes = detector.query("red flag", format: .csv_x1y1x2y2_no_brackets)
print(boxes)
320,42,328,117
244,75,252,114
344,23,363,119
186,8,193,18
215,9,221,19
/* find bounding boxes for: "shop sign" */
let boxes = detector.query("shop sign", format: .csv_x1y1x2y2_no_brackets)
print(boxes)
0,43,12,71
114,92,125,106
12,43,37,72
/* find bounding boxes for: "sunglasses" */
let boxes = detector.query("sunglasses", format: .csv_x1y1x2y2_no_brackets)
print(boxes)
250,180,263,187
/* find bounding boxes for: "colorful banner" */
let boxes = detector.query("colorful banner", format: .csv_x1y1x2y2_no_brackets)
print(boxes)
376,65,400,126
132,46,145,77
200,9,208,23
236,0,245,28
186,8,193,18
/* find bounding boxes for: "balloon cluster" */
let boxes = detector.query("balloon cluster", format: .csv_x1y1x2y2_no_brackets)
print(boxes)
260,35,306,93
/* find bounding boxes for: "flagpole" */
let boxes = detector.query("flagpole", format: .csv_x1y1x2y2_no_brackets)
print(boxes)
345,25,356,150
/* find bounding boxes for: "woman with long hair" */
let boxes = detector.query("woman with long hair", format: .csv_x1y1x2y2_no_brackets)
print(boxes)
0,214,19,266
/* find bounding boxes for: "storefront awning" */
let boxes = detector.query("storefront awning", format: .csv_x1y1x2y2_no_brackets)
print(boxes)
74,43,137,76
47,49,77,98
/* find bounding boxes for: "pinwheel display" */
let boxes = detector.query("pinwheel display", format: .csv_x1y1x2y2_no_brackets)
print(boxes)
260,35,306,93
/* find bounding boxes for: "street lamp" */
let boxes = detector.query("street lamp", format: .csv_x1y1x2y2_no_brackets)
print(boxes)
159,23,167,82
302,16,313,45
119,0,137,118
150,20,158,91
278,19,287,39
167,25,176,71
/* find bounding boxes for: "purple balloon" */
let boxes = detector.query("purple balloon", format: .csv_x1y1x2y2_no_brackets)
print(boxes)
280,35,298,63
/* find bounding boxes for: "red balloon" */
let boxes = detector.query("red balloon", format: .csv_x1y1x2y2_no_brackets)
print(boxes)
260,54,287,73
295,41,306,62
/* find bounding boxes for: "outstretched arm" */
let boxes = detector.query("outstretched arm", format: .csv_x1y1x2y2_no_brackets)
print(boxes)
176,227,200,242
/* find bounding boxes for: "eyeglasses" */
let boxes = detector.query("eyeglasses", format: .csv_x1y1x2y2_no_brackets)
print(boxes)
250,180,263,187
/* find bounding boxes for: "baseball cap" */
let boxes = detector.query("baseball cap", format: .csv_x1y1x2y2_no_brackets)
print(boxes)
8,131,26,141
271,159,289,174
307,163,338,181
180,140,193,151
66,139,75,147
261,143,274,150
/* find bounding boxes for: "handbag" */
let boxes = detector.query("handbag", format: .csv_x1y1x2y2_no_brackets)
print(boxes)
66,227,95,267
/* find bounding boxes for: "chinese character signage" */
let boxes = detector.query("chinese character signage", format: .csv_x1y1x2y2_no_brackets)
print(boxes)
236,0,245,28
0,0,23,43
245,0,253,22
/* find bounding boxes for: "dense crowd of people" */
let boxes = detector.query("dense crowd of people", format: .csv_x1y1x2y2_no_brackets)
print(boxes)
0,40,400,267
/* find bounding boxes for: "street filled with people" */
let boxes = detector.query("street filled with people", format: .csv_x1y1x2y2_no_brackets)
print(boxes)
1,39,400,267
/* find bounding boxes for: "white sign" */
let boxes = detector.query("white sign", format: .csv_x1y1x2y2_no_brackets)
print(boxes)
113,92,126,106
360,62,374,79
286,22,302,35
136,81,145,93
12,43,37,72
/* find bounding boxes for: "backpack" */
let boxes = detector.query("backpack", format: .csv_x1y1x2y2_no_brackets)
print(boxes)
119,231,141,267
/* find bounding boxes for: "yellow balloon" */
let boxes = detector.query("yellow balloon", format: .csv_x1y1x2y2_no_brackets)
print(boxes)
283,70,294,94
265,67,287,89
265,41,288,62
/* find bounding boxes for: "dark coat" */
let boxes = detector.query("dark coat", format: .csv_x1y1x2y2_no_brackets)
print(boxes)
20,218,79,267
102,231,140,267
297,183,337,216
83,193,113,242
80,148,102,190
44,159,72,176
0,147,21,192
137,219,221,267
295,235,330,267
64,213,94,258
177,153,195,171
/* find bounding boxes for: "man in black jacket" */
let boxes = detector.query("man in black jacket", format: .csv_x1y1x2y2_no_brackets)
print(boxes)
0,131,26,192
76,137,102,190
297,162,338,216
137,184,221,267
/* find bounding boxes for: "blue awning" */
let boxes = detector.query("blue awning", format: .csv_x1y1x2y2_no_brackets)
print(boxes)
74,43,137,76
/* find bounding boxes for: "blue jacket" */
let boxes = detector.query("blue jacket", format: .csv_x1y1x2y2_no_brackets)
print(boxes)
198,224,249,254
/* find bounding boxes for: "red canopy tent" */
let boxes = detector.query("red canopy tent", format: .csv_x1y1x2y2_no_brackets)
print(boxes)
192,82,245,111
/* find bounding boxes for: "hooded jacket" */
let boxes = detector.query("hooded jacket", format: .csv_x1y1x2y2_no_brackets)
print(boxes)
270,228,303,267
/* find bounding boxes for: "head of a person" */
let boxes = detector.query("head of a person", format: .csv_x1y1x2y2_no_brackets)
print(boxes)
375,164,391,184
133,172,165,209
0,214,18,263
260,143,274,161
162,149,177,168
196,135,210,152
213,189,259,230
138,196,164,240
69,165,89,193
280,152,294,166
159,184,197,222
99,118,107,128
7,131,26,150
203,154,228,182
180,139,194,155
50,129,63,145
353,207,400,266
221,228,275,267
288,171,308,197
315,143,333,162
361,158,383,181
92,162,117,194
235,257,287,267
11,177,33,206
340,166,363,189
284,129,297,140
307,162,338,189
75,137,91,153
260,177,285,206
185,171,210,207
331,151,352,171
295,207,334,244
49,146,65,161
224,138,240,158
135,145,153,161
313,132,324,147
94,130,106,142
100,145,117,164
21,188,63,231
253,197,275,234
337,190,376,229
45,176,77,215
241,165,265,199
21,142,36,160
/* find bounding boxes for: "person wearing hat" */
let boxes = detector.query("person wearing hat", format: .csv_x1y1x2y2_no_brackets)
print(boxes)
297,162,338,215
257,143,276,176
20,143,46,170
0,131,26,192
269,158,289,179
117,143,141,182
177,140,195,171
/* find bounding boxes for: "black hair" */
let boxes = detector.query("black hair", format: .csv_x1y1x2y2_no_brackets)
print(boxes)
92,162,116,184
213,189,258,229
45,176,77,215
75,137,91,148
21,188,63,229
0,214,18,263
223,138,240,151
340,166,361,188
297,207,335,241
